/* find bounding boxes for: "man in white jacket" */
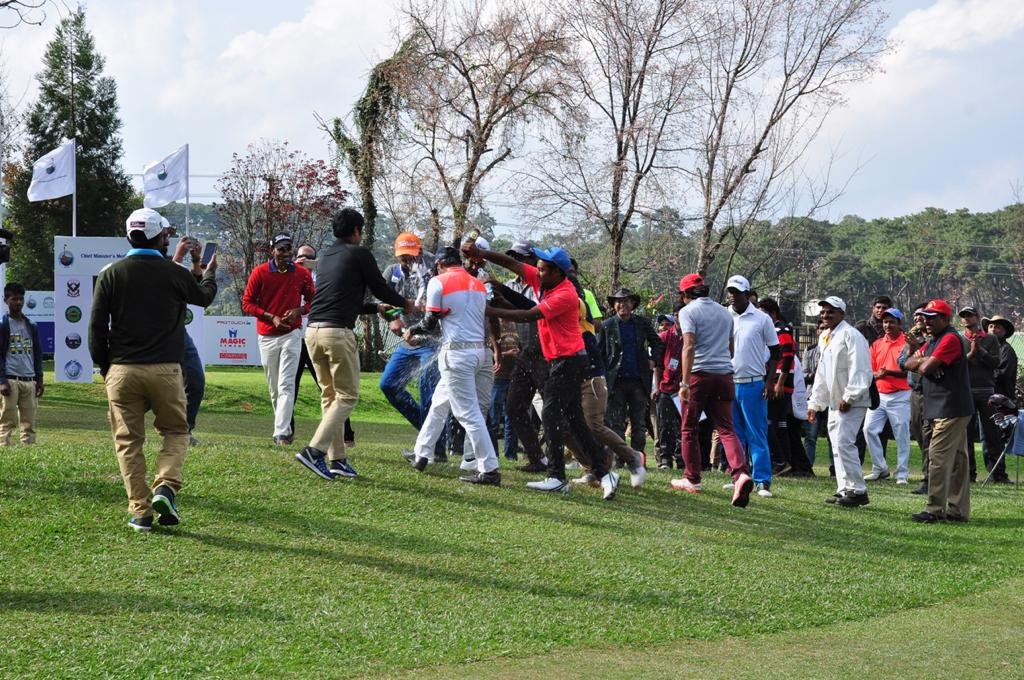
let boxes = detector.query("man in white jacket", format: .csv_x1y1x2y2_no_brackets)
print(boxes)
807,296,873,507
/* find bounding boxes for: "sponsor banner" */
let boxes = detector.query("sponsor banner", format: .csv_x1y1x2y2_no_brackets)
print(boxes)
54,236,128,276
54,274,93,382
205,316,262,366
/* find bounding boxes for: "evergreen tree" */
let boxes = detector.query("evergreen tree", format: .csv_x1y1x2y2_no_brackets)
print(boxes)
3,5,133,289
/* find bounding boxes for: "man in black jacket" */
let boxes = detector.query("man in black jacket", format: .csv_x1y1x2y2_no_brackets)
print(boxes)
958,306,1004,482
600,288,664,456
90,208,218,532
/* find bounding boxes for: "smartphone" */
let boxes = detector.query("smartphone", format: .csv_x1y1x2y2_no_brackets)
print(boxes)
200,242,218,267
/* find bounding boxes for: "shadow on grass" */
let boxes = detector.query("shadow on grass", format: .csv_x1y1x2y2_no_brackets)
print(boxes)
0,589,289,622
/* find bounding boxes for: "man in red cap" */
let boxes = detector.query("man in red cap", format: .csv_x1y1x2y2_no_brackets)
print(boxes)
674,273,754,507
904,299,974,522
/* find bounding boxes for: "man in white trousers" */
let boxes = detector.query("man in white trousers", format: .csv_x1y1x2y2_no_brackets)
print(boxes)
807,296,873,507
863,308,918,485
241,232,315,446
405,246,501,485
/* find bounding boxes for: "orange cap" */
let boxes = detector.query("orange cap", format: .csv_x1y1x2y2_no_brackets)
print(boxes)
394,232,421,256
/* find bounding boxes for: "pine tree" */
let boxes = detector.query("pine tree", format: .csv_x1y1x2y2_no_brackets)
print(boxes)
3,5,133,289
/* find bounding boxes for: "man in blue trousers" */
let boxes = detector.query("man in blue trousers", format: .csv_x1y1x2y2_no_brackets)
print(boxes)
727,275,780,498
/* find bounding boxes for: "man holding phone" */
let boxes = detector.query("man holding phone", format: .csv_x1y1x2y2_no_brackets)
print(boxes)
242,232,315,445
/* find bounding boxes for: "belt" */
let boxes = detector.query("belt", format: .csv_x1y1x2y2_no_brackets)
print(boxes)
8,376,35,382
307,322,348,329
733,376,763,384
443,341,485,350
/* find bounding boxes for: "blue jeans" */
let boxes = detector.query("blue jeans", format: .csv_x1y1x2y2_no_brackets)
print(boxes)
380,342,440,427
181,333,205,432
733,379,772,485
489,378,517,457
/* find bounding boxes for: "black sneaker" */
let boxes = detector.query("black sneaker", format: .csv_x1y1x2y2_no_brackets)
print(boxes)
836,492,869,508
128,515,153,532
912,510,941,523
329,459,358,479
460,471,501,486
294,446,333,480
152,485,180,526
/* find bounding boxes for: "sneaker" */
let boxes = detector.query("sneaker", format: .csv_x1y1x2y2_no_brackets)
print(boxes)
128,515,153,532
571,473,599,487
864,469,890,482
731,473,754,508
152,485,180,526
295,446,333,480
670,478,702,493
911,510,940,523
401,449,416,463
329,459,358,479
460,470,501,486
755,482,773,498
526,477,569,494
516,462,547,473
895,478,909,486
836,491,869,507
657,462,671,471
600,471,620,500
629,465,646,489
460,457,478,472
273,435,293,446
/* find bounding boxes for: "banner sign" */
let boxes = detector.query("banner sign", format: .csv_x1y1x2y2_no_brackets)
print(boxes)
205,316,261,366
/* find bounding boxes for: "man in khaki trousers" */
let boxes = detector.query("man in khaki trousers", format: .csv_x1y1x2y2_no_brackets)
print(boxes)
89,209,217,532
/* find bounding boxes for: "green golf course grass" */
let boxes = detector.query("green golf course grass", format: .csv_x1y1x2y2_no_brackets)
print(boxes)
0,367,1021,678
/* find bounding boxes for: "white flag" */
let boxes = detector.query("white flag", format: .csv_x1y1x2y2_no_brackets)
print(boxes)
27,139,76,202
142,144,188,208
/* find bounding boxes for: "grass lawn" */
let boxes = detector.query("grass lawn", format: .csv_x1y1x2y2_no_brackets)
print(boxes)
1,366,1022,678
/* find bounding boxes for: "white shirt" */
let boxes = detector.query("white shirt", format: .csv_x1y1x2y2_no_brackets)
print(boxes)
424,266,487,346
730,304,779,379
806,319,872,411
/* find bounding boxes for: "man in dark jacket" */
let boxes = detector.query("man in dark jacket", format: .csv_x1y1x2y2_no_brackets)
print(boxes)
600,288,664,456
981,314,1016,483
0,282,44,445
958,306,1004,482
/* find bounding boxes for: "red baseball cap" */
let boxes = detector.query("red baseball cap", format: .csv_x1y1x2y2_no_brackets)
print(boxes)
678,273,704,292
920,299,953,317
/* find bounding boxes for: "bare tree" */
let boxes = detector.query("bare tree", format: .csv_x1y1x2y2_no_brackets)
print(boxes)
682,0,889,274
387,0,567,240
0,0,53,28
525,0,695,288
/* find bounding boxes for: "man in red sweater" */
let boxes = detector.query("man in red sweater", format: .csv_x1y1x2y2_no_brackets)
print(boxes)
241,232,315,445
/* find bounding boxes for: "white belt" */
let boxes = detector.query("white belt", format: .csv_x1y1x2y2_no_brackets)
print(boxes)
733,376,763,384
443,341,485,350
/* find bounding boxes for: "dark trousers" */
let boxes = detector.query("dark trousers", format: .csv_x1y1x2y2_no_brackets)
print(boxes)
291,340,354,444
767,395,792,468
655,391,682,467
607,377,650,453
506,345,548,464
680,372,749,484
786,415,814,473
968,394,1007,480
181,333,204,432
911,389,931,480
543,355,607,481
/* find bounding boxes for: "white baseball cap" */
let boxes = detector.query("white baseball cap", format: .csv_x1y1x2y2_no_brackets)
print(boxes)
726,274,751,292
475,237,491,252
125,208,166,239
819,295,847,312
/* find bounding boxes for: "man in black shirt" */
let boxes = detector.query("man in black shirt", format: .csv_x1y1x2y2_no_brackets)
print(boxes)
90,208,217,532
294,208,413,481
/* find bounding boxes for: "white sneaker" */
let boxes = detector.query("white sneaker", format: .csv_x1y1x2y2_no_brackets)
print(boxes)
756,482,773,498
864,469,891,481
895,478,909,486
527,477,569,494
571,473,599,486
460,457,478,472
629,465,646,488
722,482,735,490
600,471,620,500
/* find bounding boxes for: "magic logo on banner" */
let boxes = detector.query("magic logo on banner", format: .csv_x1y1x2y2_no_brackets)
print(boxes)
205,316,261,365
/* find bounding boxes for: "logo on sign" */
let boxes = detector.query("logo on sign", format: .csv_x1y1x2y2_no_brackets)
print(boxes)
26,297,37,309
59,246,74,268
185,309,194,325
229,329,238,338
66,279,81,298
65,333,82,349
65,306,82,323
44,297,54,309
64,360,83,379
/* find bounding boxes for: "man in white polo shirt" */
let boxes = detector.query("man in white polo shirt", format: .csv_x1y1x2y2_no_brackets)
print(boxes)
727,274,780,498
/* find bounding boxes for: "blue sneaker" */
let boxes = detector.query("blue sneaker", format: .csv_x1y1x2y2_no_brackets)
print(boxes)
152,485,180,526
295,446,333,480
128,516,153,532
329,459,358,478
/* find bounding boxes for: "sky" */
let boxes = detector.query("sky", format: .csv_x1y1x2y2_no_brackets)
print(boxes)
2,0,1022,226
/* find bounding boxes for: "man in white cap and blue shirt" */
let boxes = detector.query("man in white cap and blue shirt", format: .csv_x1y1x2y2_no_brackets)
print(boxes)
807,296,873,507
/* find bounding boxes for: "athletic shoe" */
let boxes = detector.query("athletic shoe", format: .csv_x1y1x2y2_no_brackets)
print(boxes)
152,485,180,526
895,478,909,486
516,462,547,473
836,492,869,507
670,478,702,493
410,455,429,472
460,457,478,472
460,471,501,486
571,473,599,487
295,446,333,480
273,435,293,446
731,473,754,508
911,510,940,523
329,459,358,478
864,469,890,482
657,463,671,471
600,471,620,500
526,477,569,494
755,482,773,498
128,515,153,532
401,449,416,463
629,464,646,489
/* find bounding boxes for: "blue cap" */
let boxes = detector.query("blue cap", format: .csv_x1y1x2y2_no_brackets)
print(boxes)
531,246,572,273
882,308,903,321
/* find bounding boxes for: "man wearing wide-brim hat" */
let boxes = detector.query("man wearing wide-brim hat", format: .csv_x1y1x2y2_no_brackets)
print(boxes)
600,287,664,457
957,305,1005,483
983,314,1018,420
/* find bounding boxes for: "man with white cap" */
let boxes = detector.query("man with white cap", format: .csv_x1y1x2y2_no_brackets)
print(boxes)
89,208,218,531
806,296,873,507
726,274,780,498
863,307,917,484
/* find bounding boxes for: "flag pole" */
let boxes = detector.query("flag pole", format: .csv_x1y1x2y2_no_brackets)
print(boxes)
71,139,77,237
184,143,190,235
